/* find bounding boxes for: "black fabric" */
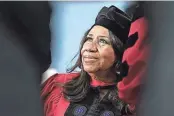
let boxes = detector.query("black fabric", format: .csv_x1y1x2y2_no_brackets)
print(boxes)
0,2,52,116
0,1,52,74
65,86,123,116
95,6,131,44
131,2,145,22
125,32,138,49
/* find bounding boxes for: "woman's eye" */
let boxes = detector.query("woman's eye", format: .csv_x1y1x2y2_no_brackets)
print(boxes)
86,37,93,42
99,39,108,45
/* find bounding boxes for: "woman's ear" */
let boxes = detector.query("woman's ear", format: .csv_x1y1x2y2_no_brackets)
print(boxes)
114,60,129,82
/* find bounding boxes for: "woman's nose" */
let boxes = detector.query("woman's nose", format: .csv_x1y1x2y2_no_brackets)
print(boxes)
86,42,98,52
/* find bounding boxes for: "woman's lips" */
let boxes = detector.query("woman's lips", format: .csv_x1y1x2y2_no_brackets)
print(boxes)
83,55,98,63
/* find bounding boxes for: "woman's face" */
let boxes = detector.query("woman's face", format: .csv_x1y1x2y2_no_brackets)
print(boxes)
81,25,116,73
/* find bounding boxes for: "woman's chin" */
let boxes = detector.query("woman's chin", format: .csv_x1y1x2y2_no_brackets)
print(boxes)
84,67,98,73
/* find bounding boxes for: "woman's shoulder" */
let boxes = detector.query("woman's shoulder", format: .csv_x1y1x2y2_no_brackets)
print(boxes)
41,72,80,97
42,68,80,84
41,72,80,115
43,72,80,85
57,73,80,82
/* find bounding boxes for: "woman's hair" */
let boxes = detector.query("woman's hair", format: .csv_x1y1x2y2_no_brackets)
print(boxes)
62,27,125,102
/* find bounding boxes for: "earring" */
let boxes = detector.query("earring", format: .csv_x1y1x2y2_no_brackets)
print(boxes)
115,61,122,75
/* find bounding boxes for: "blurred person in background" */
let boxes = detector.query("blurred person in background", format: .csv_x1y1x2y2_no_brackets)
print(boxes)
0,1,51,116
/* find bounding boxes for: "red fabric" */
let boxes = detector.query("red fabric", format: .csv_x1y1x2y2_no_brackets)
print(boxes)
41,73,80,116
118,17,149,107
42,73,121,116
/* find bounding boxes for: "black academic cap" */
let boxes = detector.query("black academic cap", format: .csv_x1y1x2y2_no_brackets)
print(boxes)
95,5,132,45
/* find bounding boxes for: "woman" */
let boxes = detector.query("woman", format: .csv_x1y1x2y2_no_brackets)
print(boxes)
42,5,138,116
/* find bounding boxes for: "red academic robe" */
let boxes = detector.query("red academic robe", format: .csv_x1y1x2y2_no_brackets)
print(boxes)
41,73,121,116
